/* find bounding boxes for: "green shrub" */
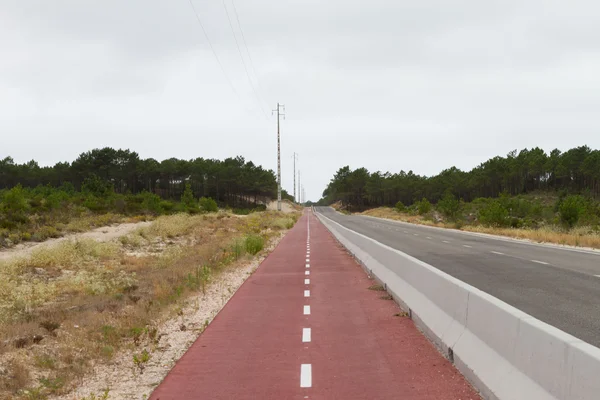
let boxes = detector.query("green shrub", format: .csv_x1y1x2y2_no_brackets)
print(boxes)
558,195,587,228
199,197,218,213
181,183,197,210
232,208,251,215
32,226,61,242
139,191,163,214
8,233,21,245
160,200,175,212
395,201,406,213
245,235,264,255
478,200,509,227
81,175,114,198
231,238,246,259
415,198,432,215
437,192,461,219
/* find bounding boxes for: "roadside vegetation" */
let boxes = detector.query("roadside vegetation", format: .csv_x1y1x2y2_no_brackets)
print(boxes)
0,147,295,248
0,210,299,399
0,147,301,397
320,146,600,248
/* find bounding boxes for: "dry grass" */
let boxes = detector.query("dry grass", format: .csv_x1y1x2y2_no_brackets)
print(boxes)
359,207,600,249
64,213,126,233
0,210,300,399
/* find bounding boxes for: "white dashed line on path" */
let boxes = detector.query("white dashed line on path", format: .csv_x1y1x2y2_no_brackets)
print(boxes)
303,305,311,315
300,364,312,388
491,251,505,255
305,271,310,275
442,240,450,244
304,290,310,297
463,245,472,248
302,328,311,343
305,279,310,284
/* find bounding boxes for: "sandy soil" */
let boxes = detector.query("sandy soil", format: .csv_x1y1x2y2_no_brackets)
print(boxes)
0,222,151,262
266,200,297,213
52,232,286,400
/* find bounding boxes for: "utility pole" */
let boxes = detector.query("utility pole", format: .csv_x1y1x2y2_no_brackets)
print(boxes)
272,103,285,211
298,170,301,204
292,152,298,203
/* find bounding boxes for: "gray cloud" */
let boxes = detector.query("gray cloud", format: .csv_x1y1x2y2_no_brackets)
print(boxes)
2,0,600,200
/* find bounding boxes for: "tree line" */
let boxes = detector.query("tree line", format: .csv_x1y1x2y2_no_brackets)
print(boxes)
0,147,291,207
319,146,600,210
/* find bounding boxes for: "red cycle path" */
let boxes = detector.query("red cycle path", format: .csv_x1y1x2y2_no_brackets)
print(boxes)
150,210,479,400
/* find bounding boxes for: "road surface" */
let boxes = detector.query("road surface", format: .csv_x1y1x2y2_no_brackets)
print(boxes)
150,210,478,399
315,207,600,348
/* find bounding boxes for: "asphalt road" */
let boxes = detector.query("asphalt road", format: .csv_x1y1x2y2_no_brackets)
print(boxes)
315,207,600,348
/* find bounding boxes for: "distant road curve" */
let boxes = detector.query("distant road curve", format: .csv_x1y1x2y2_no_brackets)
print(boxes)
314,207,600,348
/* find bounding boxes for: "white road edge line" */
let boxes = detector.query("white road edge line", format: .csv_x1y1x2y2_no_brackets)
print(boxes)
302,328,311,343
300,364,312,388
531,260,550,265
303,305,311,315
304,290,310,297
305,279,310,284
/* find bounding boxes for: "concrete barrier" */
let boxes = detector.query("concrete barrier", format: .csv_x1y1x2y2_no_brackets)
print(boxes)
316,211,600,400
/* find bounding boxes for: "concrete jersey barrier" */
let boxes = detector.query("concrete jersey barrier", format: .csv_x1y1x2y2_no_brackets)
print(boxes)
316,210,600,400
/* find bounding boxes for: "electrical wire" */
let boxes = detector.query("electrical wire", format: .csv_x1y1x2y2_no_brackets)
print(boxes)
221,0,268,118
230,0,271,111
186,0,247,110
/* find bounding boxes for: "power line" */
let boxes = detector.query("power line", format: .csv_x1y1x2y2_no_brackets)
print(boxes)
186,0,247,110
230,0,270,110
221,0,268,118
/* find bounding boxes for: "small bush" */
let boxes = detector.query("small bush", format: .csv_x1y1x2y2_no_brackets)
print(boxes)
558,195,587,228
416,198,432,215
181,183,197,211
199,197,218,213
437,192,461,219
160,200,176,212
478,200,509,227
230,239,246,259
245,235,264,255
272,217,295,230
395,201,406,213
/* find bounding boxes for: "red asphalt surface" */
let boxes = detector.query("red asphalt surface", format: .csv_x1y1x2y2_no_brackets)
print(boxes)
150,210,479,400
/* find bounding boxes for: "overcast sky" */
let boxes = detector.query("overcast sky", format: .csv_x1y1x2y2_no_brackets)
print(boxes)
2,1,600,201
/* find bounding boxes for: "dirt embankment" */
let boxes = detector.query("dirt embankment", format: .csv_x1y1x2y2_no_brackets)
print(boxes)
267,200,302,213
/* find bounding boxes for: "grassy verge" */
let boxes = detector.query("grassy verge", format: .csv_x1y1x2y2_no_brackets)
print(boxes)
359,207,600,249
0,210,299,399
